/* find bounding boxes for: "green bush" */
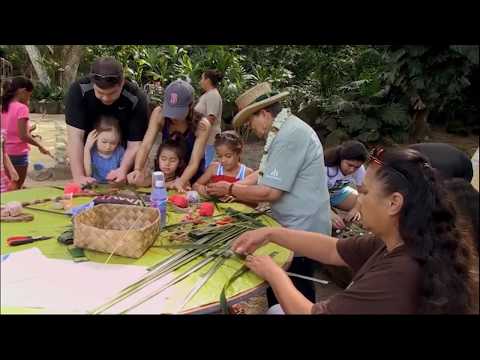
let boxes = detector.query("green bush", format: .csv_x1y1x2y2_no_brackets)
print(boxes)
31,83,64,102
6,44,476,144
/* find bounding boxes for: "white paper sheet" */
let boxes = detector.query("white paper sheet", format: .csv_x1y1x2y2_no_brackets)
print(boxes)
1,248,148,313
1,248,207,314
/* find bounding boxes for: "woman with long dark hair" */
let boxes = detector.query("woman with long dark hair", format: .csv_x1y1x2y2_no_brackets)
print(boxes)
232,147,477,314
444,178,479,253
127,79,211,191
1,77,52,189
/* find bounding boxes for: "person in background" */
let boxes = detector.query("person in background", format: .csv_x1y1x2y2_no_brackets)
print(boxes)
195,69,224,170
1,77,52,189
324,140,369,229
65,57,150,186
84,116,125,183
193,130,253,200
232,147,477,314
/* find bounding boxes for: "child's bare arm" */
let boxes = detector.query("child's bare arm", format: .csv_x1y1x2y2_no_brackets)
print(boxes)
83,147,93,177
83,130,98,177
245,166,254,177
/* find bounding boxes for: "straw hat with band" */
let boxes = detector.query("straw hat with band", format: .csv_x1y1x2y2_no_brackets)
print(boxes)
232,82,289,128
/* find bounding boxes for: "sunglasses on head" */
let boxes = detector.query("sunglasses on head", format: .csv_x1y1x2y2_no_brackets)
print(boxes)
90,73,121,84
369,146,386,166
216,132,239,141
368,146,411,184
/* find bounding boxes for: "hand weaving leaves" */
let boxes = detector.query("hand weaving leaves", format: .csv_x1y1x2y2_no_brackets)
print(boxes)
219,251,279,314
90,219,265,314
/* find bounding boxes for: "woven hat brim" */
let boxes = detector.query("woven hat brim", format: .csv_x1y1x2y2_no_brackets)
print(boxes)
232,92,290,128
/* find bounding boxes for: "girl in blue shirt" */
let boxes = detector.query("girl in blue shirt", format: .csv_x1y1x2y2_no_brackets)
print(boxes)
84,116,125,183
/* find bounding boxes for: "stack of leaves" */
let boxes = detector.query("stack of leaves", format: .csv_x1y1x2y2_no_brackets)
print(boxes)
90,212,266,314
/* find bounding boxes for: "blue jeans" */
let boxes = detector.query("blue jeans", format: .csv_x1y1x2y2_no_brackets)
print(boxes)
8,154,29,167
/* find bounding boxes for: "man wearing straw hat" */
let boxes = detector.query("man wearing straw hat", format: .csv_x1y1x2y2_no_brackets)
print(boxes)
207,82,331,304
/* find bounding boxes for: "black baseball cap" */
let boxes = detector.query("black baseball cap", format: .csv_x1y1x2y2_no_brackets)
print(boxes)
90,57,124,88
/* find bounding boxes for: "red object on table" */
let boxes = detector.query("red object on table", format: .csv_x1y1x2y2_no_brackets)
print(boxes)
198,202,215,217
169,195,189,208
216,216,234,225
64,182,82,195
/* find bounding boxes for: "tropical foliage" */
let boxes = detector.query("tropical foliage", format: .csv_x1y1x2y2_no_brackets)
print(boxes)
1,44,478,144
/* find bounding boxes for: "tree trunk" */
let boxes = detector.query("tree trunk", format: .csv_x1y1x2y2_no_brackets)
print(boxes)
61,45,84,88
24,45,51,86
410,109,431,142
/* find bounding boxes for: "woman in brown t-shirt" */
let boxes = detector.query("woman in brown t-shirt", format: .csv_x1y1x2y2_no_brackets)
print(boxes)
232,147,477,314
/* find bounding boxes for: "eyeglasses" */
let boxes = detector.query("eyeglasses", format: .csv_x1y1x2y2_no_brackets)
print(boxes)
90,73,121,84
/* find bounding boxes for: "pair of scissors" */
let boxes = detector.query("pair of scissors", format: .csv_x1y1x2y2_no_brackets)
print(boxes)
7,236,53,246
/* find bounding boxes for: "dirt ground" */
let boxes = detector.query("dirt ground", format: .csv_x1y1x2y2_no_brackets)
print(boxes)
19,113,480,310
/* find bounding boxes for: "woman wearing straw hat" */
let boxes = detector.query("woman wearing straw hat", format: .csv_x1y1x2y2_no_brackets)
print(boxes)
207,82,331,304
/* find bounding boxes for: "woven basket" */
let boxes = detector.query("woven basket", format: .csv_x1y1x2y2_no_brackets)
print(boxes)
73,204,160,259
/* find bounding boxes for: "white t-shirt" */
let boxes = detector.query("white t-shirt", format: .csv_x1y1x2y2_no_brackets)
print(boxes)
326,165,366,194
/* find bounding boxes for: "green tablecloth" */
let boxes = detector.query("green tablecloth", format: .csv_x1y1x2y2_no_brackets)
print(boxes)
1,187,292,314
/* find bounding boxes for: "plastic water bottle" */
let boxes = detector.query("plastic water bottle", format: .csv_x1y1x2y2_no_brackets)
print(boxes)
150,171,168,228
